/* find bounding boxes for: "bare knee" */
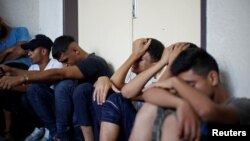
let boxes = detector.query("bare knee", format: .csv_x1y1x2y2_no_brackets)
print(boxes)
137,103,157,121
161,114,179,141
129,103,157,141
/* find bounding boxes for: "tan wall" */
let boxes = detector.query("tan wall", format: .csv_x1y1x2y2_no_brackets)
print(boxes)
78,0,201,71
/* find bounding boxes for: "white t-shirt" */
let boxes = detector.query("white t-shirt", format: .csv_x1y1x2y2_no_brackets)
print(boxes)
125,69,159,87
125,69,160,110
28,59,63,89
28,59,63,71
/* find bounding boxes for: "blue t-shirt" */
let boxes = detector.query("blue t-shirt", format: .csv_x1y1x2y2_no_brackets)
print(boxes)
0,27,32,66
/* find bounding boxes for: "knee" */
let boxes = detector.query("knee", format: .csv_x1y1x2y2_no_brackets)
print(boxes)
136,103,157,122
27,83,41,92
162,114,178,132
54,80,76,94
26,84,43,97
55,79,76,88
106,93,123,103
73,83,94,101
26,84,50,100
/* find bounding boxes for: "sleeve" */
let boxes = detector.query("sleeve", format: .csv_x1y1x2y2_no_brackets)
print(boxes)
77,57,110,79
16,27,30,42
124,69,136,84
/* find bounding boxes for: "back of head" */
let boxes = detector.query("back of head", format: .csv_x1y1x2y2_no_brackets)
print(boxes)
170,48,219,77
147,38,165,62
52,35,75,59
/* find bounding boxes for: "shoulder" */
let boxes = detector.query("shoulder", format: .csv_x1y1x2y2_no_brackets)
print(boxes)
86,53,103,61
226,97,250,124
226,97,250,106
80,53,107,66
12,27,30,41
13,27,29,34
28,64,39,71
46,59,63,69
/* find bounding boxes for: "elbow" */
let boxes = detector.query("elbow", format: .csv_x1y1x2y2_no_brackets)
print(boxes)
121,87,134,99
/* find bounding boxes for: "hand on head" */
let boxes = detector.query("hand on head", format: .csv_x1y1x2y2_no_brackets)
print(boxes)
132,38,151,59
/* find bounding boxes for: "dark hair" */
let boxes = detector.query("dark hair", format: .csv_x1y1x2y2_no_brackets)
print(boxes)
170,48,219,77
36,34,53,53
0,24,8,39
186,42,199,49
147,38,165,62
52,35,75,59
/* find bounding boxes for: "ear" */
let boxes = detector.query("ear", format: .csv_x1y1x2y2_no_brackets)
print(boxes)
207,70,219,86
41,48,47,55
72,47,80,55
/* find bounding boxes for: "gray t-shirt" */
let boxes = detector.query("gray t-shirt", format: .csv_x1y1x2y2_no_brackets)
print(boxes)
226,97,250,124
152,97,250,141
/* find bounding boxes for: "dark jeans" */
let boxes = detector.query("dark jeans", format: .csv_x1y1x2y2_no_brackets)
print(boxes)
73,83,137,141
0,62,37,139
73,83,102,141
26,80,77,141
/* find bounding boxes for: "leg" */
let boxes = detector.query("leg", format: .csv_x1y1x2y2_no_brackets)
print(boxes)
80,126,94,141
1,90,24,140
129,103,157,141
3,110,13,140
161,114,179,141
54,79,77,141
100,93,137,141
73,83,95,141
26,84,56,137
100,122,120,141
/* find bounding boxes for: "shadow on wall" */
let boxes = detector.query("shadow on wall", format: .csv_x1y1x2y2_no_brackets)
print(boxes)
220,70,234,96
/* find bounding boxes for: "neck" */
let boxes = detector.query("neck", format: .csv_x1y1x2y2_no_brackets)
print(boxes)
38,57,50,71
79,49,89,60
213,85,230,104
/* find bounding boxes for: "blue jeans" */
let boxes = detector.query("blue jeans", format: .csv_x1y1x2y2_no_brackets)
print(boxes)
101,93,137,141
26,80,77,141
73,83,102,141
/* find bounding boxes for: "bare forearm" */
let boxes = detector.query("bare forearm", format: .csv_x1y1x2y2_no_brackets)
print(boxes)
142,87,182,108
121,61,165,99
111,54,139,89
0,50,10,63
158,67,172,81
172,78,216,118
24,69,65,84
0,42,27,62
8,67,28,76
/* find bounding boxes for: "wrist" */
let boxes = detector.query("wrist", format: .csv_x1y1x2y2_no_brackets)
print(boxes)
22,74,29,84
130,53,141,61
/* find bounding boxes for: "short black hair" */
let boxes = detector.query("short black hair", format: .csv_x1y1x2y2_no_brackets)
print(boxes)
52,35,75,59
171,48,219,77
147,38,165,62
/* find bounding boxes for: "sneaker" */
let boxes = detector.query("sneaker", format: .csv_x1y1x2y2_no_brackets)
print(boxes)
40,128,51,141
25,127,45,141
